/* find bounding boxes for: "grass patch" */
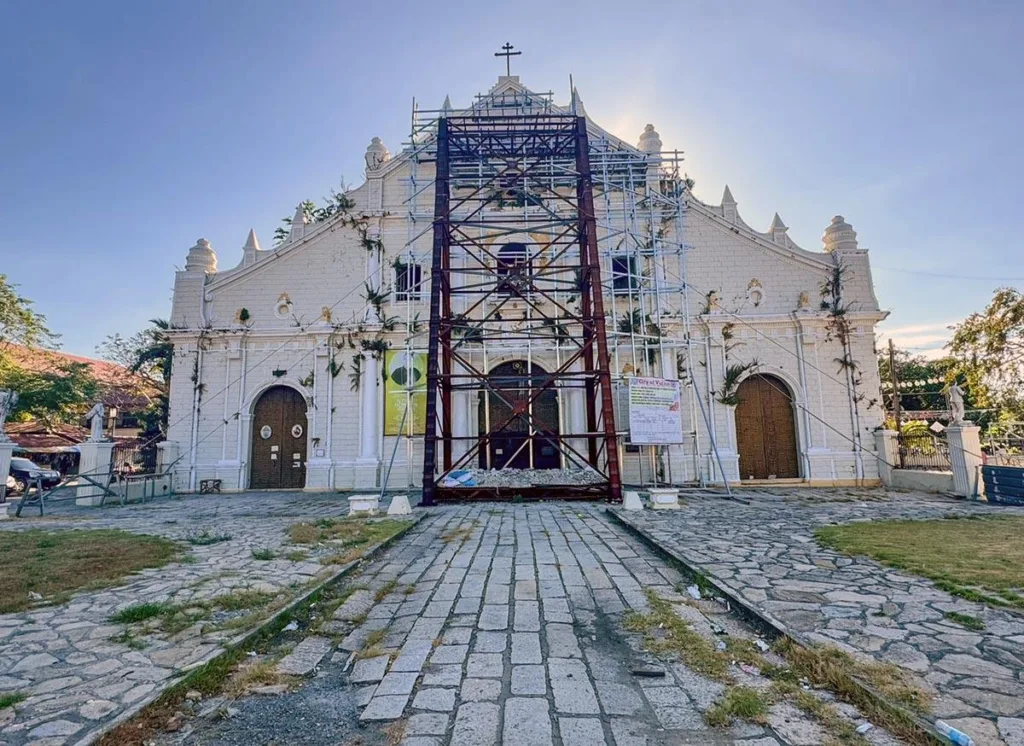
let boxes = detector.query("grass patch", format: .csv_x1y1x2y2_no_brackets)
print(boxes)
288,517,412,565
284,550,309,562
250,547,277,561
790,689,865,744
110,602,177,624
622,590,730,681
0,692,27,709
224,658,295,697
704,686,768,727
943,611,985,631
185,529,232,546
815,517,1024,609
0,529,182,614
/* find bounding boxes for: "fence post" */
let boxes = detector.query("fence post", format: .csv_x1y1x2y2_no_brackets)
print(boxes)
947,423,982,498
75,441,115,506
873,429,898,487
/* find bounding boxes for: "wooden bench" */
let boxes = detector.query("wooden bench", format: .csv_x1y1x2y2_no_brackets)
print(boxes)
199,478,222,494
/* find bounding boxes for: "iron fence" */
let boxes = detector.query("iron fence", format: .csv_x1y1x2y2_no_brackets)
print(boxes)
112,441,158,476
897,431,951,471
986,423,1024,467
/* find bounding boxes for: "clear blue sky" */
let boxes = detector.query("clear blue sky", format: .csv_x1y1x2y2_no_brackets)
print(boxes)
2,0,1022,359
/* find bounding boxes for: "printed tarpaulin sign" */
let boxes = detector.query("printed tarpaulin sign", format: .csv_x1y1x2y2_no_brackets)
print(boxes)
384,350,426,435
628,377,683,444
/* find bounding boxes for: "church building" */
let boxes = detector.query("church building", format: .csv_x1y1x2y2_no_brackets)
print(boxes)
164,73,886,494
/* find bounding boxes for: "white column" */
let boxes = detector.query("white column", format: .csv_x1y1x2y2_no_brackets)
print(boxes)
0,441,15,516
568,360,587,464
452,359,470,462
873,429,898,487
75,441,115,506
355,356,380,488
947,423,983,498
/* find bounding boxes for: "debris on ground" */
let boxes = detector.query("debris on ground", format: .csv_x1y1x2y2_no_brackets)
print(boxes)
686,584,702,600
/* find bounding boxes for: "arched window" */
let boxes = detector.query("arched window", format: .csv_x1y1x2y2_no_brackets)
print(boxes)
496,242,531,295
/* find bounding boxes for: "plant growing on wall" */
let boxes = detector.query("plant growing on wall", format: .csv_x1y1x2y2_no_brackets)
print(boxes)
349,353,363,392
820,258,872,452
716,361,760,406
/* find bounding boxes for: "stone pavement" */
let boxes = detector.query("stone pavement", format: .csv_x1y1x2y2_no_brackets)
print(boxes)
0,491,394,746
612,488,1024,746
175,502,905,746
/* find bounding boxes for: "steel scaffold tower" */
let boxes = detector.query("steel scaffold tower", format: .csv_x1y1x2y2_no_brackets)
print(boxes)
419,111,623,504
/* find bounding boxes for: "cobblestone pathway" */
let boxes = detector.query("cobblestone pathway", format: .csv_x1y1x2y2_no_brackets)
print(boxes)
0,492,381,745
613,488,1024,746
176,503,904,746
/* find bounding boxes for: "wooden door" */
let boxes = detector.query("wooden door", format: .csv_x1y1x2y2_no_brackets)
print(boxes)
735,374,799,480
250,386,308,489
482,361,560,470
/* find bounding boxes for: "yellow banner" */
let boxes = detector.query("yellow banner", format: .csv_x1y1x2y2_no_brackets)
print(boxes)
384,350,427,435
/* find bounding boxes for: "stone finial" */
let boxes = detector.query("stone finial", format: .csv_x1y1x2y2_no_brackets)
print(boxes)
822,215,859,253
242,228,261,266
638,124,662,154
769,213,788,245
185,238,218,273
365,136,391,172
288,205,307,242
722,185,738,223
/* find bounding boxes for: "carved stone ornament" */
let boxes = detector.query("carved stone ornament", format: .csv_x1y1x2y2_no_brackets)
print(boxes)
365,137,391,171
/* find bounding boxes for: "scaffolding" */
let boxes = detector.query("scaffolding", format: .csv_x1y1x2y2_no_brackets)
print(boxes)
390,82,711,501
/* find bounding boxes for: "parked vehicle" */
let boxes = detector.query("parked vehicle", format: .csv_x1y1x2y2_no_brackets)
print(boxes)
8,457,61,493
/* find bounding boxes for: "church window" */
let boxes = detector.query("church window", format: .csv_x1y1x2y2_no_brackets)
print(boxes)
496,242,531,295
611,255,639,294
395,261,423,301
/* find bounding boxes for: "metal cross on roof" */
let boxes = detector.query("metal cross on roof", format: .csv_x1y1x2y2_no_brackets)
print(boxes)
495,42,521,76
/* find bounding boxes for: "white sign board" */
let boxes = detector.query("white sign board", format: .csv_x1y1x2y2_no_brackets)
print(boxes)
628,377,683,444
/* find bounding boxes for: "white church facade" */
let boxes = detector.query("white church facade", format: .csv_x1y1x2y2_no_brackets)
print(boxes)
163,75,887,494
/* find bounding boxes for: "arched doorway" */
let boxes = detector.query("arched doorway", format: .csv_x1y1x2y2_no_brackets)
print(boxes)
250,386,308,489
480,361,560,470
735,374,800,480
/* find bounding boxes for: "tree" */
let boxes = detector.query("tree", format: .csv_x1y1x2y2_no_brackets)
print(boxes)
0,356,97,426
0,273,57,352
97,319,172,435
97,318,172,385
947,287,1024,417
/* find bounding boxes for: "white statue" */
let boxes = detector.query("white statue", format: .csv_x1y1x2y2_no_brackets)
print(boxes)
947,382,966,425
85,403,107,442
0,389,17,441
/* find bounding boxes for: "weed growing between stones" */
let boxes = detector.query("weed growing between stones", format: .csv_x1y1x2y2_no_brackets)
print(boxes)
622,590,730,681
703,686,768,727
943,611,985,630
623,590,933,744
375,579,398,603
288,517,412,565
185,529,233,546
110,601,177,624
0,692,27,710
224,658,297,697
250,547,277,561
773,637,934,745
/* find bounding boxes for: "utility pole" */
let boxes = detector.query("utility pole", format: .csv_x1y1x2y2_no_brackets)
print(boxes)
888,339,902,433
